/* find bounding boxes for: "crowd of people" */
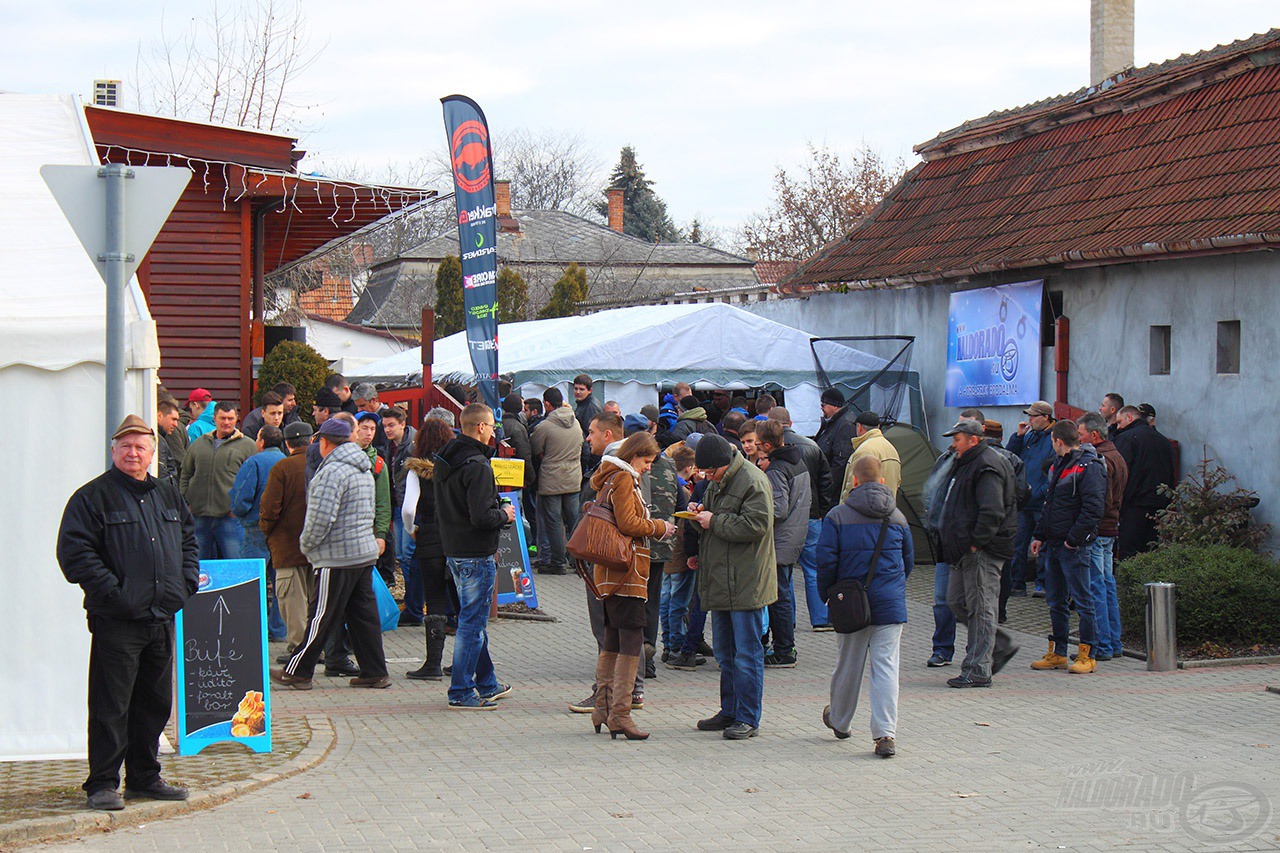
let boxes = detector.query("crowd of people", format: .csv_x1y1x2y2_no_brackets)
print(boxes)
56,369,1179,809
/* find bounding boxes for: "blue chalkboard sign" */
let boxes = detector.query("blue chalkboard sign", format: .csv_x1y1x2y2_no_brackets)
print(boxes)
495,492,538,608
175,559,272,755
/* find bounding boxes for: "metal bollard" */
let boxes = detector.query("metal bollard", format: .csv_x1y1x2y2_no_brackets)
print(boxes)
1145,582,1178,671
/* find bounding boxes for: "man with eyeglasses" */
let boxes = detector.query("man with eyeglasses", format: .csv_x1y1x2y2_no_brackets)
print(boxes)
1006,401,1057,597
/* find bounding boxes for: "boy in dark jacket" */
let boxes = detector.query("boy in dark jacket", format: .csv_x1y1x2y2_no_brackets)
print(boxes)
434,404,516,709
1030,420,1108,674
816,455,912,757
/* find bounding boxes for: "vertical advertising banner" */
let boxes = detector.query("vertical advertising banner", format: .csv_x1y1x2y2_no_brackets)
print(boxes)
945,280,1043,407
441,95,500,410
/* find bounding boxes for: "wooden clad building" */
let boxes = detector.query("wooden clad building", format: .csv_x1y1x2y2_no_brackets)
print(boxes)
84,105,433,409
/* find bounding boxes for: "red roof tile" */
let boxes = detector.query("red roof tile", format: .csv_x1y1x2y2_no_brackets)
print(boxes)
791,31,1280,289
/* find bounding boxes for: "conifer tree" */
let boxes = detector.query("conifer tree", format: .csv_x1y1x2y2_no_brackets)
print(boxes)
538,263,588,318
597,146,679,243
434,255,464,338
496,267,528,323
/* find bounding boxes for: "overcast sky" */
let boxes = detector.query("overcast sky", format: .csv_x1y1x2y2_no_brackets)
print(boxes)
6,1,1277,237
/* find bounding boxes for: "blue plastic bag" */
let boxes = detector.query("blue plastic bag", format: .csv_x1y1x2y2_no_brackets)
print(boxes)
371,570,400,632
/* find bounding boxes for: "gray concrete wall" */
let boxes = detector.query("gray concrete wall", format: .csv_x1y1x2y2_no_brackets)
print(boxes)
747,251,1279,539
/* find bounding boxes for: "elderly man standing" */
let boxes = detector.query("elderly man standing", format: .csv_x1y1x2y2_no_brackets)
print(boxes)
691,434,776,740
57,415,199,810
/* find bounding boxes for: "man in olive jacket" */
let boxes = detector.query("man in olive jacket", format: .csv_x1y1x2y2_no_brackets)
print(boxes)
179,401,255,559
690,434,776,740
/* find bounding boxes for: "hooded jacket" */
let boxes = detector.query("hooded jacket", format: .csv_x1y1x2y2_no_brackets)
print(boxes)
696,450,777,611
530,404,584,496
938,442,1017,562
1007,425,1056,510
300,441,379,568
259,448,310,569
816,482,913,625
590,458,668,598
672,407,717,441
839,428,902,503
814,405,860,484
229,446,286,527
763,444,811,565
434,434,507,558
186,404,218,441
1034,443,1108,548
179,428,256,517
57,467,199,622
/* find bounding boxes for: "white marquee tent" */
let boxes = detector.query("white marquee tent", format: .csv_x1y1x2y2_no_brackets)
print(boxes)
351,303,922,435
0,95,162,760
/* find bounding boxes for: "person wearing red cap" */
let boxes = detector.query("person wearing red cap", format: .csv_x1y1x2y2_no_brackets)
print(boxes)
185,389,217,441
57,415,199,811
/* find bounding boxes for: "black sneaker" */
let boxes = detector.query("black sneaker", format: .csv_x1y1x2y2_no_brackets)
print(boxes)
536,564,569,575
87,789,124,811
697,712,734,731
723,722,759,740
323,659,360,677
124,780,189,801
946,674,992,688
764,650,797,668
667,652,699,671
697,639,714,656
991,639,1021,675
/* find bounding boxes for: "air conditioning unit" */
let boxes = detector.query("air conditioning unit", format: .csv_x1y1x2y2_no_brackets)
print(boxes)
93,80,121,107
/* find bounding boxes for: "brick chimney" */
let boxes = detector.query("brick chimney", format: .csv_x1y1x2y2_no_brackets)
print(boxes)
606,187,625,233
1090,0,1134,86
494,179,520,233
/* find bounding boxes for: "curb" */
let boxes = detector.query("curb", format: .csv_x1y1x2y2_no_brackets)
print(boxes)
0,714,336,850
496,611,558,622
1179,654,1280,670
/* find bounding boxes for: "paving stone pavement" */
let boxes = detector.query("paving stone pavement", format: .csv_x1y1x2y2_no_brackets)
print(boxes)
33,569,1280,852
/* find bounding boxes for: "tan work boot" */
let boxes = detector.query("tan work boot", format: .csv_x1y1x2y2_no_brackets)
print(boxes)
1069,643,1097,674
1030,641,1070,670
607,654,649,740
591,651,615,733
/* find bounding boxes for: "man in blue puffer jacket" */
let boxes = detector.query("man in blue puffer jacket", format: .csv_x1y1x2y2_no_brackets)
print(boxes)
1006,401,1057,595
816,455,913,758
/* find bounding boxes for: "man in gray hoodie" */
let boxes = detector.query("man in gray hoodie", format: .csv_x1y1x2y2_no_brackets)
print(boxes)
757,420,811,668
272,417,390,691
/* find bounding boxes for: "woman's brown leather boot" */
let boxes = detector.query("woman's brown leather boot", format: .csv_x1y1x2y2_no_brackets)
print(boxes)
592,651,615,733
607,654,649,740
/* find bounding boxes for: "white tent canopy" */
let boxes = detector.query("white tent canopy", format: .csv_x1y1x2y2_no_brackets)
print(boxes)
350,303,920,435
0,94,161,760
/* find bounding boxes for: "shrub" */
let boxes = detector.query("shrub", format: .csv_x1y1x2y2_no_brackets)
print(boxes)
257,341,330,426
1155,454,1270,551
1116,545,1280,647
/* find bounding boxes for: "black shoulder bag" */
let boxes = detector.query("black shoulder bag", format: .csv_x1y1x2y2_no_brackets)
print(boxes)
826,518,891,634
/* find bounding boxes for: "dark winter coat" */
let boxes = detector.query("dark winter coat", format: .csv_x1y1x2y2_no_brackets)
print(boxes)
1007,425,1057,510
1034,444,1108,548
816,482,913,625
672,407,717,441
405,457,443,560
938,443,1018,563
985,438,1031,508
696,450,777,612
784,428,833,518
57,467,199,623
1112,420,1175,510
1091,439,1129,538
434,433,507,558
501,412,536,493
259,449,310,569
814,405,860,489
762,444,811,565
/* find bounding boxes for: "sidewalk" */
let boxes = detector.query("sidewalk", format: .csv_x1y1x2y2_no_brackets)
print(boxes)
27,568,1280,852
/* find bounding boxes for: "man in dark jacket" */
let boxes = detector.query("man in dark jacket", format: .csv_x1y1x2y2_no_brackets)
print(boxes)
1112,405,1175,559
813,387,859,497
769,407,834,631
757,420,811,668
500,393,536,494
435,404,516,709
816,455,912,757
720,411,747,452
672,395,717,441
1030,420,1108,674
57,415,198,810
1007,400,1057,596
938,420,1019,688
382,406,420,625
1078,412,1129,661
984,419,1030,625
259,422,314,660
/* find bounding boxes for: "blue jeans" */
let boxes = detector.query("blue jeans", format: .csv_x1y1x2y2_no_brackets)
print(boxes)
194,515,244,560
1089,537,1121,656
1011,507,1040,590
660,571,697,652
711,609,766,728
447,557,501,703
1043,544,1096,652
681,590,708,655
767,564,796,654
931,562,955,660
241,525,286,640
398,523,422,620
796,519,829,627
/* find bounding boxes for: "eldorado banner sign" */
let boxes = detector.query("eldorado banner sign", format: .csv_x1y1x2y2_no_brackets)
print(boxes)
945,280,1043,408
441,95,500,410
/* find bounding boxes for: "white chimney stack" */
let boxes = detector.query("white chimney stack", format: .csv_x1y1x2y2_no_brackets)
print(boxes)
1090,0,1135,86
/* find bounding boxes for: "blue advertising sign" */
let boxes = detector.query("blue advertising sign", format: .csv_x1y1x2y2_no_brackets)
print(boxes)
945,280,1043,407
495,493,538,608
175,559,272,755
441,94,500,411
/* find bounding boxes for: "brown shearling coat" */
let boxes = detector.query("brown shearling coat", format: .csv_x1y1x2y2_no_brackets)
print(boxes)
590,460,666,599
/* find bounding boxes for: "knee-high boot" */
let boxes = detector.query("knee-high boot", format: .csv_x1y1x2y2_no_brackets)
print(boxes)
592,651,615,732
608,654,649,740
406,615,448,680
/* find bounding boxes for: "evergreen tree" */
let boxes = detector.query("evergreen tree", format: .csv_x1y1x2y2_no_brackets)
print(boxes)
434,255,463,338
597,146,680,243
496,266,528,323
538,263,588,318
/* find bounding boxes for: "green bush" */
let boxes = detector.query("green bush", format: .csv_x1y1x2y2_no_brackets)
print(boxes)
257,340,330,426
1116,545,1280,647
1155,454,1270,551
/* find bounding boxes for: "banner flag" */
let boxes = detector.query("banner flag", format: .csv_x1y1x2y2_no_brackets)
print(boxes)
441,95,500,410
945,280,1043,407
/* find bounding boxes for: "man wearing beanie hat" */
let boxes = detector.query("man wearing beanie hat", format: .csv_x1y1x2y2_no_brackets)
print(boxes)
815,387,859,503
672,395,717,441
690,434,777,740
58,415,199,809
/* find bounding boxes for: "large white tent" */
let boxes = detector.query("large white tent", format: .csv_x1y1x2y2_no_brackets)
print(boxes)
0,95,161,760
351,303,921,435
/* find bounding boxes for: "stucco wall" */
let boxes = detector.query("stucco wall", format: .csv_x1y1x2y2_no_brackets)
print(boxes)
747,251,1279,538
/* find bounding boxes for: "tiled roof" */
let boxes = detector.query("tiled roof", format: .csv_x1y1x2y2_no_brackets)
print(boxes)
298,276,354,322
753,260,798,284
791,30,1280,289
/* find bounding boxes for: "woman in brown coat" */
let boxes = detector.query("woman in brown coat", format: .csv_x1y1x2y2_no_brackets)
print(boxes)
589,432,676,740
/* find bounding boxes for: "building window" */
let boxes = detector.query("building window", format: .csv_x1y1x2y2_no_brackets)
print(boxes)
1149,325,1171,375
1217,320,1241,374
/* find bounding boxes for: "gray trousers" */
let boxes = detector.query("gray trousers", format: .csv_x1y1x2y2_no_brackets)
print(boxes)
828,623,902,740
946,549,1014,681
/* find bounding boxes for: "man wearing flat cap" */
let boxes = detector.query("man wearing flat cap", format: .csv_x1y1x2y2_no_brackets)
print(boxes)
936,419,1019,687
57,415,199,811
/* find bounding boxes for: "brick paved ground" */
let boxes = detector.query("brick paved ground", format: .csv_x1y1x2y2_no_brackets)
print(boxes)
33,569,1280,852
